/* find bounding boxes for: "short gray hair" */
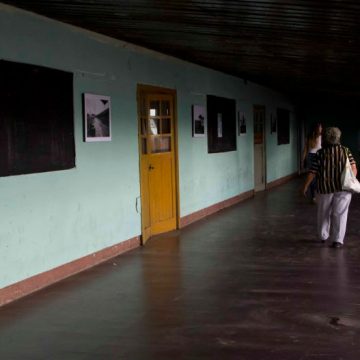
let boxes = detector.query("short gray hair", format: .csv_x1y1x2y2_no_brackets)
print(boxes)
324,127,341,145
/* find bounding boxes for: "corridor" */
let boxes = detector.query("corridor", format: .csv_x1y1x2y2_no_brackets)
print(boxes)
1,178,360,360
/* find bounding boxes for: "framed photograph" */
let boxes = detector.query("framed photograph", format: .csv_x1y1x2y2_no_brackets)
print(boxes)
192,105,206,137
238,111,247,135
83,93,111,142
271,113,277,134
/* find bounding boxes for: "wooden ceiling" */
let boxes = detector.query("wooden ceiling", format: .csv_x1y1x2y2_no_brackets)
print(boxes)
3,0,360,99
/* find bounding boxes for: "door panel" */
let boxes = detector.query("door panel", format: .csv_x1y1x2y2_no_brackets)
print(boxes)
254,144,264,190
149,154,176,233
138,90,177,244
254,106,266,192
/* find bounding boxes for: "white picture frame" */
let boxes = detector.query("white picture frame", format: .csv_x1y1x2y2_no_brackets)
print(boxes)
84,93,111,142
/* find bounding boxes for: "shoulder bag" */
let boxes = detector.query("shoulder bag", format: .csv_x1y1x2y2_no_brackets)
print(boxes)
341,148,360,193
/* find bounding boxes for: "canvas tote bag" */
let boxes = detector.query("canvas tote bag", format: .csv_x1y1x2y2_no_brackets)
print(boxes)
341,151,360,193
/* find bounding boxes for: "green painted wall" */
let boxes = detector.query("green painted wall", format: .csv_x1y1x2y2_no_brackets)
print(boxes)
0,4,297,289
266,104,299,183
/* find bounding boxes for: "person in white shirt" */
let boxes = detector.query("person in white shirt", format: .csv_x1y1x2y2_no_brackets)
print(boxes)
302,122,322,201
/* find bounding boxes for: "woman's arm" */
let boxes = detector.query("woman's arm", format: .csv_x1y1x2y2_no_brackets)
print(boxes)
351,163,357,177
301,139,309,165
302,172,316,196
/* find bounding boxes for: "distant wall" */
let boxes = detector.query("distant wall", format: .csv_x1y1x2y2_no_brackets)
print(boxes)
299,97,360,165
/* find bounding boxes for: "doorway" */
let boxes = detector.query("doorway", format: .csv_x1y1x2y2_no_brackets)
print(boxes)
137,85,178,244
253,105,266,191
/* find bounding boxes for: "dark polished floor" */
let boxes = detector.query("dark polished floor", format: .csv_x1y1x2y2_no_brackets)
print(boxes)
1,178,360,360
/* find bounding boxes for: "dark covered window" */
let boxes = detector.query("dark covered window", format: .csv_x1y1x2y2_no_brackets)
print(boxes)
207,95,236,153
277,108,290,145
0,60,75,176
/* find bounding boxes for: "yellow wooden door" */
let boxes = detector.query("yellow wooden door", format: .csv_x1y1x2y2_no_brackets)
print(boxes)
138,91,177,244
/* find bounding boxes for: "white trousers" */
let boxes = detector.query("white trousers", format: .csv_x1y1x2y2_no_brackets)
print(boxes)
317,191,352,244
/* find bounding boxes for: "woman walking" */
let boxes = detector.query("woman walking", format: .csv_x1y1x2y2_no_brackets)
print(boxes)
302,127,357,248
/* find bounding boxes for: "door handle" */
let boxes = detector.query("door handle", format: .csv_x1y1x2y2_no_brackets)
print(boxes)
148,165,155,170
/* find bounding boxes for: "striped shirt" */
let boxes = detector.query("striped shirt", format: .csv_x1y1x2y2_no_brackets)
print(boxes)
310,144,355,194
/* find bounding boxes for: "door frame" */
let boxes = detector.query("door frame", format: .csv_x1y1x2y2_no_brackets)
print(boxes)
253,105,266,192
137,84,180,244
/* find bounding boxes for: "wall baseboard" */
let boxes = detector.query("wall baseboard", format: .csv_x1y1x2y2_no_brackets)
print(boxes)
0,236,140,307
179,190,254,228
266,172,299,190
